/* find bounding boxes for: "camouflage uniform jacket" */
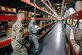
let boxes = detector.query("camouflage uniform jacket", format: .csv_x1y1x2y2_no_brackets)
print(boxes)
11,20,28,55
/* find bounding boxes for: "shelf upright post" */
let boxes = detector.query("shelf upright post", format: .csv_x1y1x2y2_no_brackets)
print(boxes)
34,0,36,25
15,8,19,21
16,8,18,14
34,0,36,19
45,5,48,32
66,19,67,24
77,19,79,28
45,6,48,18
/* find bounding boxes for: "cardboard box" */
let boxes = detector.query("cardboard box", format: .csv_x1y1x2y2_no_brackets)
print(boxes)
1,6,6,10
27,12,32,20
65,43,71,55
75,1,82,11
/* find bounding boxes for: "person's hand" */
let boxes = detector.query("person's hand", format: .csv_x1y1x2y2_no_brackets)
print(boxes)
35,25,38,28
38,27,41,30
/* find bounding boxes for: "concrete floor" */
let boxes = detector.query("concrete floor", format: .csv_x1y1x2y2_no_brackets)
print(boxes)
40,22,66,55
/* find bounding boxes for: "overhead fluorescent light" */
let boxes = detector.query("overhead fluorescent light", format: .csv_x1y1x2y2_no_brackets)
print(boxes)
53,3,62,5
57,6,60,9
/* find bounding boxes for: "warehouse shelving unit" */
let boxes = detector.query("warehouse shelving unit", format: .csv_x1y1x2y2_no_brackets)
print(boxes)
62,1,82,55
0,0,56,55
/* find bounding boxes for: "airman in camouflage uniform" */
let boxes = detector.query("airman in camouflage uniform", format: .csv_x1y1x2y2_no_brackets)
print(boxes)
11,12,28,55
28,18,39,55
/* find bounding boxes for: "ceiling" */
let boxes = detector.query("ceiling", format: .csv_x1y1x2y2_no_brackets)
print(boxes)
49,0,62,3
35,0,62,15
49,0,62,15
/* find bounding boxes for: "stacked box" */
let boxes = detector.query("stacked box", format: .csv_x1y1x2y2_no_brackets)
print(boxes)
75,1,82,12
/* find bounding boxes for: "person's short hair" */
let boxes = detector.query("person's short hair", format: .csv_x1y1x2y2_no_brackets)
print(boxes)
17,12,25,18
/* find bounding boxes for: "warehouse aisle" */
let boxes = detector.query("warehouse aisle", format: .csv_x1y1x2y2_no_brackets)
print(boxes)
39,22,66,55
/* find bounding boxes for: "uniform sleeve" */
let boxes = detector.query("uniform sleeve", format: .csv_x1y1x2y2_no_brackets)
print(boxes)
28,22,37,34
11,23,17,38
11,22,28,46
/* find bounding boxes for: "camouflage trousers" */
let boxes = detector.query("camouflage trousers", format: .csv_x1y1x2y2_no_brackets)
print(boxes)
11,40,28,55
29,35,39,54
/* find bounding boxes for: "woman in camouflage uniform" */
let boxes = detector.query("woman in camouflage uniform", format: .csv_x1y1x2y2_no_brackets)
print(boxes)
28,18,40,55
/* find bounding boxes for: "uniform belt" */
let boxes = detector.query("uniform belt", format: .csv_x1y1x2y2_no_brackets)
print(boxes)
29,33,37,35
13,38,26,48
